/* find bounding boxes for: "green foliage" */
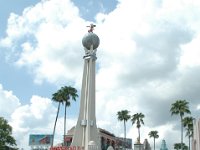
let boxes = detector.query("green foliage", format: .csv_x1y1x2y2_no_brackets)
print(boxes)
148,130,159,139
0,117,17,148
117,110,131,122
117,110,130,148
170,100,191,118
131,113,145,143
170,100,191,149
174,143,188,150
52,86,78,105
182,116,193,150
51,86,78,146
183,116,193,138
148,130,159,150
131,113,145,129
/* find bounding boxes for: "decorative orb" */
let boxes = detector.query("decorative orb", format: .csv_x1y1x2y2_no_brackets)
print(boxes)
82,32,100,50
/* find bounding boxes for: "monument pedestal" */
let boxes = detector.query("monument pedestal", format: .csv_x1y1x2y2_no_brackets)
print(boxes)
134,144,144,150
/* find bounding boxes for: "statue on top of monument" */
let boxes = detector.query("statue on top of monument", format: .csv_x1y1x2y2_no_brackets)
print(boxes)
87,24,96,33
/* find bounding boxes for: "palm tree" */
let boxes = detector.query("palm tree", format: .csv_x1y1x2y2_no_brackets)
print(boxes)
131,113,145,143
174,143,188,150
148,130,159,150
117,110,131,148
183,116,193,150
51,86,78,146
62,86,78,146
51,88,64,147
174,143,181,150
170,100,191,150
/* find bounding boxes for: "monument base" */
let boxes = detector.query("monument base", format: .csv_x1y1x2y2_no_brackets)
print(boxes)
134,144,144,150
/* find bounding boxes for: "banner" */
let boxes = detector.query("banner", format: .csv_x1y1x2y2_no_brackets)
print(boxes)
29,134,53,146
50,146,84,150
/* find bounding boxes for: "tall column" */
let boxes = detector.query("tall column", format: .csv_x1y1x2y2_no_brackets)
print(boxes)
192,119,200,150
71,26,100,150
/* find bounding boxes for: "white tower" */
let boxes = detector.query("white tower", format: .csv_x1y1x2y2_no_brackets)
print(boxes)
71,24,100,150
192,118,200,150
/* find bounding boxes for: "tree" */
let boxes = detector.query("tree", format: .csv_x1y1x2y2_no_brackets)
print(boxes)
62,86,78,146
174,143,188,150
117,110,131,148
0,117,17,149
174,143,181,150
51,88,64,146
183,116,193,150
170,100,190,150
51,86,78,146
148,130,159,150
131,113,145,143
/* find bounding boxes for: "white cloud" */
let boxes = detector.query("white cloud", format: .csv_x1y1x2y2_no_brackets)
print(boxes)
9,94,77,149
0,84,21,119
179,35,200,68
1,0,86,85
1,0,200,149
9,95,55,149
0,84,67,149
197,104,200,110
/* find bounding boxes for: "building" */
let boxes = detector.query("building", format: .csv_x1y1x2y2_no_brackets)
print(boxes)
192,118,200,150
64,126,132,150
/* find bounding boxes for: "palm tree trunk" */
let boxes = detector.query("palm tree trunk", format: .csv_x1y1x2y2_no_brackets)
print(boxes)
124,120,126,149
154,138,155,150
189,136,190,150
138,127,140,143
52,102,61,147
64,101,67,146
181,116,183,150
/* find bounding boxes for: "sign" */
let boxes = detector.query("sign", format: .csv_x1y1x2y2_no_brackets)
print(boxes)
29,134,53,146
50,146,84,150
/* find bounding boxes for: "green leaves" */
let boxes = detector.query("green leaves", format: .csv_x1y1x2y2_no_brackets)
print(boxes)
148,130,159,150
117,110,131,122
0,117,17,147
183,116,194,144
52,86,78,106
174,143,188,150
148,130,159,139
51,85,78,146
131,113,145,128
170,100,191,150
170,100,191,117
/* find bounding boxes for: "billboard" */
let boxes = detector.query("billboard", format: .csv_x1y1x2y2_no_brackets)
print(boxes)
29,134,53,146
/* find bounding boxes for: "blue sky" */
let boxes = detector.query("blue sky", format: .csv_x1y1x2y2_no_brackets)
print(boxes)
0,0,117,104
1,0,200,149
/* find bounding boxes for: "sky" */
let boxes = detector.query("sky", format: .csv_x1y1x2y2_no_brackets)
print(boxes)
0,0,200,149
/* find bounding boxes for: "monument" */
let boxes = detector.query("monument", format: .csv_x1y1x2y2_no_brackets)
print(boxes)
192,118,200,150
71,24,100,150
160,140,168,150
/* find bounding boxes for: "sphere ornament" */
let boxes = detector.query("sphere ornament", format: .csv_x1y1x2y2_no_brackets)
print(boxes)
82,32,100,50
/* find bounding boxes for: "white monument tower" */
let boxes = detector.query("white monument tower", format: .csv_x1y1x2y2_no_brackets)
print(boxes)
192,118,200,150
71,24,100,150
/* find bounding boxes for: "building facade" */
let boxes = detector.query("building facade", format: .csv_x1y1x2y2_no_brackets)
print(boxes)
64,127,132,150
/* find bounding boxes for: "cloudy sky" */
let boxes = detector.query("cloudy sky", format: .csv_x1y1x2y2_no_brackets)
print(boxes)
1,0,200,149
